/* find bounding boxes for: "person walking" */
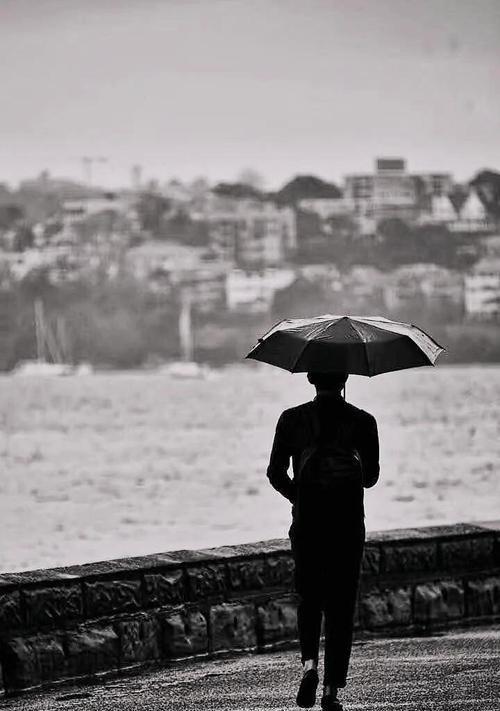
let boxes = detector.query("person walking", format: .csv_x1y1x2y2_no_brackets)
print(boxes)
266,371,380,710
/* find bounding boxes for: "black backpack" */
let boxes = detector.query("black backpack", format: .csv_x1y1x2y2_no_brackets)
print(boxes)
294,408,364,529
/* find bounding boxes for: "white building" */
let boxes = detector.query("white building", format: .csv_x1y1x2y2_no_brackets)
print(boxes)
384,264,464,309
297,197,351,219
464,258,500,318
419,194,458,225
450,189,492,233
61,193,130,224
226,267,296,313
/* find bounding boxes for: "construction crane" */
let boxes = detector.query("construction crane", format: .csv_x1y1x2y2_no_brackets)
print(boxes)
81,156,108,185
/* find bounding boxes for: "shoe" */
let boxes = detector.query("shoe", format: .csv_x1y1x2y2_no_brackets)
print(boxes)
296,669,319,708
321,693,343,710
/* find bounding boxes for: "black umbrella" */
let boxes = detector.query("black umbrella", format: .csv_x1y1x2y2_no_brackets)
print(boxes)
245,315,444,376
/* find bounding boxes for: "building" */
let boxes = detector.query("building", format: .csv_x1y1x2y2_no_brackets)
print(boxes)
464,258,500,318
450,189,492,233
204,193,297,267
225,267,296,313
126,242,226,311
418,194,458,226
384,264,464,310
416,173,453,196
61,193,130,224
345,158,416,219
297,197,351,219
344,158,453,224
297,264,342,292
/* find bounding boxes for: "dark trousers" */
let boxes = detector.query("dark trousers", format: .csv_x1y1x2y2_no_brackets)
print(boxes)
289,521,365,688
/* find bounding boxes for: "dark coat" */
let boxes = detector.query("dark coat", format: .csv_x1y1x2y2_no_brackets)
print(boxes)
266,394,380,513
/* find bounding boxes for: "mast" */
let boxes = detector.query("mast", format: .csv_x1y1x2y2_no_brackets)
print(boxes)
179,289,194,362
34,299,46,362
34,299,64,363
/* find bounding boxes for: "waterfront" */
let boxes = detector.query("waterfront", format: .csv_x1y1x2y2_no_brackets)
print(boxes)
0,363,499,573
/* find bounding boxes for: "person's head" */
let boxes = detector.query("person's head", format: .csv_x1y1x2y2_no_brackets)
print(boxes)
307,371,349,395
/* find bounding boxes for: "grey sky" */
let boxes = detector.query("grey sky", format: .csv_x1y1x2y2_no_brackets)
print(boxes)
1,0,499,188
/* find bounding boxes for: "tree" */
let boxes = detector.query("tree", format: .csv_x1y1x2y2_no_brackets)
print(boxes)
0,204,24,230
375,218,419,266
276,175,342,204
272,276,331,319
136,192,171,236
212,182,264,200
470,170,500,218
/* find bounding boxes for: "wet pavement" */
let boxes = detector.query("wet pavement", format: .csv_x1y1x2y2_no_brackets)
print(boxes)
3,626,499,710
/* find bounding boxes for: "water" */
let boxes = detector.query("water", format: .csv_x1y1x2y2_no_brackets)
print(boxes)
0,364,499,573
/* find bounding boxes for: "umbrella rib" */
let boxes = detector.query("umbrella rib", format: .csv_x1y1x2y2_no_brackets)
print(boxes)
290,338,313,373
289,318,338,372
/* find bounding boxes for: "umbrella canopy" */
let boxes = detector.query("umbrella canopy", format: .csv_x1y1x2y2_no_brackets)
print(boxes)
245,315,445,376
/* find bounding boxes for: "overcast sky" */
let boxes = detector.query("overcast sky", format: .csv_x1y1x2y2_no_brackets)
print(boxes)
1,0,499,189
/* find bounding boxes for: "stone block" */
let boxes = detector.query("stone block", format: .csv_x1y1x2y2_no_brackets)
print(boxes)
466,577,500,618
186,564,226,600
210,602,257,652
361,546,380,576
143,569,184,607
256,595,298,646
440,537,495,571
160,608,208,657
228,558,267,591
64,625,119,678
24,585,83,628
0,590,22,631
1,633,65,691
382,543,438,574
414,581,465,623
265,555,295,589
84,579,142,618
115,613,161,665
361,587,412,629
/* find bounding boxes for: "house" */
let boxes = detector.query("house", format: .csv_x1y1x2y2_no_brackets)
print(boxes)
203,191,297,267
225,267,296,313
464,258,500,318
126,242,207,279
343,265,386,302
126,242,226,311
61,193,129,224
416,173,453,196
297,264,342,292
384,264,463,310
418,194,458,226
450,189,492,233
298,197,351,219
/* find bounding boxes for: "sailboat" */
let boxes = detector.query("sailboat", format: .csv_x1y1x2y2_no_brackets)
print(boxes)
159,290,211,378
13,299,92,376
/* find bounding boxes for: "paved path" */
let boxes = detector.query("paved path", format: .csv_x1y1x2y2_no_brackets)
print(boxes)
4,627,500,710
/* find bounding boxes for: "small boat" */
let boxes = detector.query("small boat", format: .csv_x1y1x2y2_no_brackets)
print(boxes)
13,360,74,377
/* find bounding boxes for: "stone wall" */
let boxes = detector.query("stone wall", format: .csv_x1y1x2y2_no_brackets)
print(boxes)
0,522,498,696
